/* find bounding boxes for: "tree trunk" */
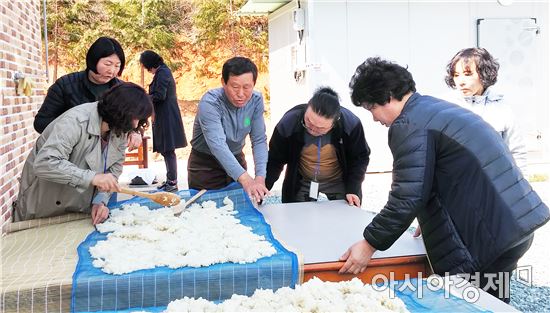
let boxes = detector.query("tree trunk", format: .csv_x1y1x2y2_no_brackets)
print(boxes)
53,0,58,80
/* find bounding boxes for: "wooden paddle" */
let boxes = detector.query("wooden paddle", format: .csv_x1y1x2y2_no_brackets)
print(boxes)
119,187,181,207
173,189,207,216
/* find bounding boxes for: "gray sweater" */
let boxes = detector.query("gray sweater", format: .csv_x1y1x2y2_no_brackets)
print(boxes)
190,88,268,180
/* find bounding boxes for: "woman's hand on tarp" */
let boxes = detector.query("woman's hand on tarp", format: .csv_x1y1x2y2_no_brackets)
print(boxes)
91,203,109,225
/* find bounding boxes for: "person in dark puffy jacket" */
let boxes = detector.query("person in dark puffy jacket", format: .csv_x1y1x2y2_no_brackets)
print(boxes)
339,57,549,303
34,37,142,150
140,50,187,192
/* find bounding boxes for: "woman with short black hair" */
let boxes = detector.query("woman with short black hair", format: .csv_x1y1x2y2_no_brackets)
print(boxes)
34,37,142,151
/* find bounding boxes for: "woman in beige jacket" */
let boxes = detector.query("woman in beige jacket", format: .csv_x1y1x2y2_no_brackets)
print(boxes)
13,82,153,225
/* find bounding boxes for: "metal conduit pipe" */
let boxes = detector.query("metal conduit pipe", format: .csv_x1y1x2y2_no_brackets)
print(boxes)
42,0,49,82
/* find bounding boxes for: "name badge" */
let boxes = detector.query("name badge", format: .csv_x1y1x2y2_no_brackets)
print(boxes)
309,181,319,199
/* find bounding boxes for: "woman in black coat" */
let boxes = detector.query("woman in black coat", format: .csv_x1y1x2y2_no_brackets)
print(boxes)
140,50,187,192
34,37,142,151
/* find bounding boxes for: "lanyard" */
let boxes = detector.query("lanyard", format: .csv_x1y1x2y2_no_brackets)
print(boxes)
314,136,321,181
102,138,109,174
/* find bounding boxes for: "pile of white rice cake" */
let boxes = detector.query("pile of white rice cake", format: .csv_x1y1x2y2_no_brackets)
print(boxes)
165,277,409,312
90,197,276,275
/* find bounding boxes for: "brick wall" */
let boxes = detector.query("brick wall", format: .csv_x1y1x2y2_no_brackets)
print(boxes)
1,1,47,234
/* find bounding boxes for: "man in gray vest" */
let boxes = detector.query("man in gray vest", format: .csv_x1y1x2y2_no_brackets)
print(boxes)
188,57,268,204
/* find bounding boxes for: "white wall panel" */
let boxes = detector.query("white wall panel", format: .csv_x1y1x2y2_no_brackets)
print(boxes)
267,0,549,171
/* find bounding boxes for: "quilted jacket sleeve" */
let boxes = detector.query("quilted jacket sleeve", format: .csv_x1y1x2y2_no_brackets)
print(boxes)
363,123,436,250
343,120,370,197
265,125,289,190
34,79,68,133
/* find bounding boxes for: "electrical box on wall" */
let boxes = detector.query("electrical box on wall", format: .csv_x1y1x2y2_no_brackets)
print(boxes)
291,44,306,83
293,8,305,31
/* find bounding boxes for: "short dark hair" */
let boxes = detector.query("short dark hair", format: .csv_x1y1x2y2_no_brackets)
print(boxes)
445,47,499,89
86,37,125,76
222,57,258,84
98,82,153,136
140,50,164,70
349,57,416,107
308,87,341,120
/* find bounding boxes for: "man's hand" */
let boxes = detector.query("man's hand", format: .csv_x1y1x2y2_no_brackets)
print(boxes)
339,239,376,274
92,173,120,192
127,131,142,151
254,176,267,188
238,173,269,204
346,194,361,207
91,203,109,225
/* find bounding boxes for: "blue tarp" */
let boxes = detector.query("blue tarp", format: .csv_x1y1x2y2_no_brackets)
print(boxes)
71,184,299,312
395,279,489,312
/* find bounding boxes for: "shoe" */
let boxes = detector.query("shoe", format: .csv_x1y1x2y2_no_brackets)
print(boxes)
157,181,178,193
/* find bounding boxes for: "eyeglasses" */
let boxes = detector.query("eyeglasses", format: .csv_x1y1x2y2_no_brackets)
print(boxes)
301,115,338,135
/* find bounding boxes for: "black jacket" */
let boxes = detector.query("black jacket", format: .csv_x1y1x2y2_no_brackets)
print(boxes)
266,104,370,203
34,71,121,133
149,64,187,153
363,93,549,275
